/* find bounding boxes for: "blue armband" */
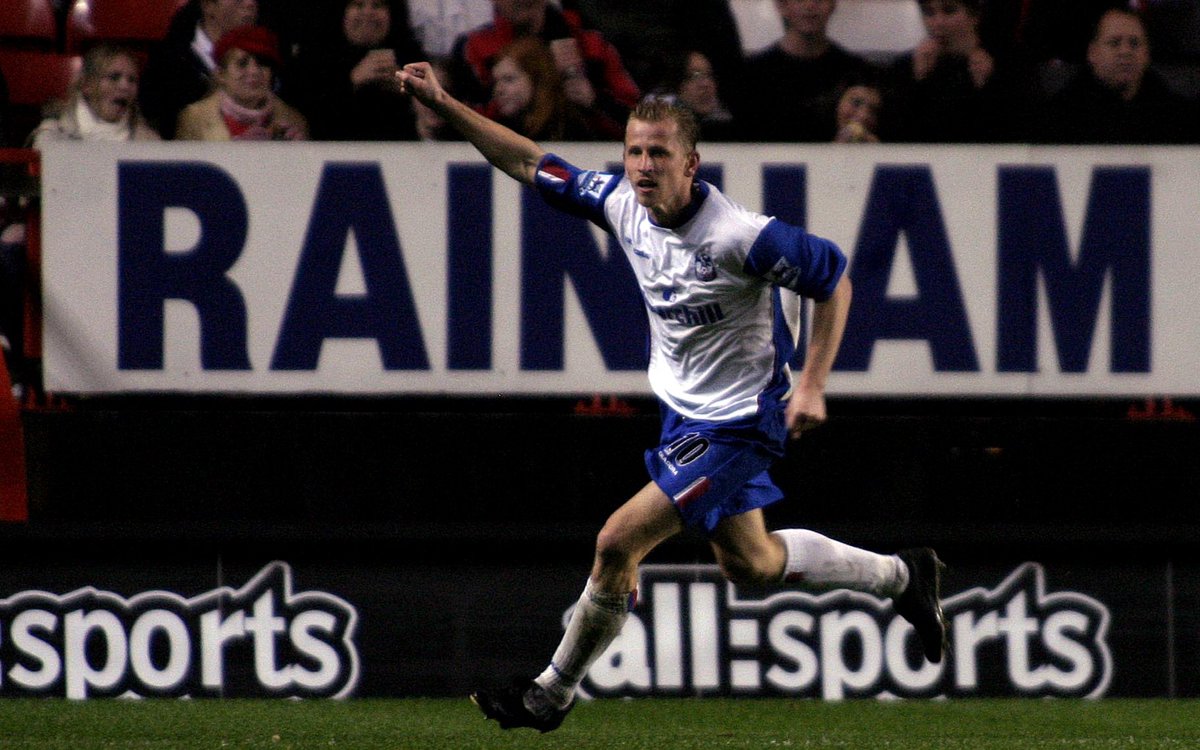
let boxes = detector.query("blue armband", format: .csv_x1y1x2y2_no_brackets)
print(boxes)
744,219,847,301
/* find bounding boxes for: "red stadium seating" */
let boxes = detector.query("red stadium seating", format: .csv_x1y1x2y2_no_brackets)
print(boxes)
0,50,82,144
0,0,58,49
0,49,81,106
65,0,184,52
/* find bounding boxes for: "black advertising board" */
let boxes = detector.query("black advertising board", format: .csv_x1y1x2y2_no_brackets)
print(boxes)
0,554,1193,699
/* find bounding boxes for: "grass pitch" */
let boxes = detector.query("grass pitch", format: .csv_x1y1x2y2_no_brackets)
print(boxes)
0,698,1197,749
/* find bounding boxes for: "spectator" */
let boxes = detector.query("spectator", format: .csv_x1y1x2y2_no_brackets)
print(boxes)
284,0,424,140
565,0,745,108
888,0,1026,142
5,45,159,391
652,50,741,142
981,0,1198,68
175,25,308,140
449,0,640,128
407,0,494,59
27,44,160,146
483,36,620,140
1036,7,1196,144
139,0,260,139
831,72,886,143
741,0,874,142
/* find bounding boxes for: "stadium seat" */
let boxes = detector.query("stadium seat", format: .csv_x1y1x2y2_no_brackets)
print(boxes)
0,50,82,144
0,50,81,106
0,0,58,50
65,0,183,53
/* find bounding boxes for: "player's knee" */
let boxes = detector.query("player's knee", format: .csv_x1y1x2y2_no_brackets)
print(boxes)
718,554,777,586
594,526,636,572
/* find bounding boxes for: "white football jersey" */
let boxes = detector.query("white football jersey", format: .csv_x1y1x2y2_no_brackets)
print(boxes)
536,154,847,422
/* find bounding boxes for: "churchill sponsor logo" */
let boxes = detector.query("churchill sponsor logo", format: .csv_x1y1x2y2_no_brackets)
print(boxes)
651,301,725,326
0,562,359,699
576,562,1111,699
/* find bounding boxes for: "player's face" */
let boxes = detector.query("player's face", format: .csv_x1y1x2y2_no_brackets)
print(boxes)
623,117,699,225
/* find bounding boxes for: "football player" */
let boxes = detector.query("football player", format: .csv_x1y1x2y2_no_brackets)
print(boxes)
398,60,947,733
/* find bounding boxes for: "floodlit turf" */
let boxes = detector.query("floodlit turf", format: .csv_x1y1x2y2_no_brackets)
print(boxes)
0,698,1197,749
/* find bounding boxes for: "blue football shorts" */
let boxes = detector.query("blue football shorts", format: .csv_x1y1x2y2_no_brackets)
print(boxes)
644,401,789,535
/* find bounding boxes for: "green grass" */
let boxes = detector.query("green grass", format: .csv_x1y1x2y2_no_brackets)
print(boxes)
0,698,1197,749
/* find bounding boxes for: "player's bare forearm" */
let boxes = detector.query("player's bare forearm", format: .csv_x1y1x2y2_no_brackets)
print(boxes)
397,62,544,184
799,275,851,392
788,275,851,434
434,92,544,184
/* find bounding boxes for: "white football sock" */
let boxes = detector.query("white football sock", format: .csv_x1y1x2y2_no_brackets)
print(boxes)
533,578,630,708
773,528,908,597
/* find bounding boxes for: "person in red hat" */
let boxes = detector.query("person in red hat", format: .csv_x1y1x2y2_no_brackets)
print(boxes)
176,24,308,140
140,0,261,139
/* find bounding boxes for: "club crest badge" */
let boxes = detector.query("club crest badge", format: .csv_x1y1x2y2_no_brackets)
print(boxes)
694,249,716,282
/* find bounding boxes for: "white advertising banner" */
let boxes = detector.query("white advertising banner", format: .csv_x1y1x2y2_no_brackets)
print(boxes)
39,141,1200,396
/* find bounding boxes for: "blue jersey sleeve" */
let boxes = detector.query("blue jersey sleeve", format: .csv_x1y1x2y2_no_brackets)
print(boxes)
743,219,848,301
533,153,622,233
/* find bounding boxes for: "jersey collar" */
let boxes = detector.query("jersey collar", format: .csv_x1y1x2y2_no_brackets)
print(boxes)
650,181,709,230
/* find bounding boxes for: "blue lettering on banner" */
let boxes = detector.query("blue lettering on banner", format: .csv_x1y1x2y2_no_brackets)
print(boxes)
447,164,493,370
836,166,979,372
519,190,647,371
997,166,1151,373
512,163,728,372
118,161,251,370
102,155,1160,387
271,162,429,371
763,165,810,370
696,164,723,191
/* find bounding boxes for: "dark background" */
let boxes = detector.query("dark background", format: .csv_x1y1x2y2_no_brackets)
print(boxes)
11,395,1198,562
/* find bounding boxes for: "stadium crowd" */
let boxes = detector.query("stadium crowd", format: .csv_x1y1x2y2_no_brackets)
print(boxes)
0,0,1198,147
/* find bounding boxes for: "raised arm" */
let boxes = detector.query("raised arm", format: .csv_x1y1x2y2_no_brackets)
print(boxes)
398,61,545,185
786,274,852,437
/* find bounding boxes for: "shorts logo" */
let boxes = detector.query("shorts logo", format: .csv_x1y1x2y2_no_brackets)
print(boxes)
694,249,716,282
